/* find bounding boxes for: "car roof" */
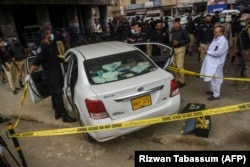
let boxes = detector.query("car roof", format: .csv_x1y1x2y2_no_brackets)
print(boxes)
72,41,136,59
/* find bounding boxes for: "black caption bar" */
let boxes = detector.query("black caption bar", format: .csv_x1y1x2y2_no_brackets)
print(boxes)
135,151,249,167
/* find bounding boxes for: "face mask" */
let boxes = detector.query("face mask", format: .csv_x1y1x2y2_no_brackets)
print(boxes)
4,42,8,46
219,18,225,22
205,21,211,24
240,22,246,27
50,33,55,41
131,29,138,35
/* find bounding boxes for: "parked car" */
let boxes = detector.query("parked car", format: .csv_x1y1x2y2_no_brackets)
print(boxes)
25,41,181,142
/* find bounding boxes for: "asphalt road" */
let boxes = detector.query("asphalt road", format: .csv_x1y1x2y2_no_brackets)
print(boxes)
0,52,250,167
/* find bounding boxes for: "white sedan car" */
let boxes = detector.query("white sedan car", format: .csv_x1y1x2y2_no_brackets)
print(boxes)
25,41,180,142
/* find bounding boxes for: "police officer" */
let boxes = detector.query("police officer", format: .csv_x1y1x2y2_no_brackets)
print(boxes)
8,38,26,88
23,27,77,123
234,13,250,91
125,22,147,53
185,16,197,56
171,17,190,88
197,14,214,62
0,39,19,95
214,13,233,48
149,20,170,56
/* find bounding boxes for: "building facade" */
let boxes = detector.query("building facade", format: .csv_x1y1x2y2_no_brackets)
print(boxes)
0,0,112,47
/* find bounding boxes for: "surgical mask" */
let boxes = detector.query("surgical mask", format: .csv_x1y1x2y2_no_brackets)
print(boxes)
4,42,7,46
240,22,246,27
131,29,138,35
219,18,225,22
50,33,55,41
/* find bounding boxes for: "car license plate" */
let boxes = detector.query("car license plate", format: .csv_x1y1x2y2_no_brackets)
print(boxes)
131,94,152,110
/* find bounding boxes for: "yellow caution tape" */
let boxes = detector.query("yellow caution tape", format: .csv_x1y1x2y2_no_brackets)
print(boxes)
167,66,250,82
21,83,28,107
58,55,64,59
9,102,250,138
13,83,28,129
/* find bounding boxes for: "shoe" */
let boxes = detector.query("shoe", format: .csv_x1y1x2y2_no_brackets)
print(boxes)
206,91,213,95
13,90,17,95
62,115,77,123
55,112,61,119
178,82,186,88
207,96,220,101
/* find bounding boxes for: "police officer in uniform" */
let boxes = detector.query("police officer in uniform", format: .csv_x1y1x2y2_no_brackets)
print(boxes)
125,22,147,53
149,20,170,56
23,27,77,123
197,14,214,62
214,13,233,74
185,16,197,56
234,13,250,91
171,18,190,88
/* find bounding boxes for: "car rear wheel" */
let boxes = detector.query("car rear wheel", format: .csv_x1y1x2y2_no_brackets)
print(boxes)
74,104,95,142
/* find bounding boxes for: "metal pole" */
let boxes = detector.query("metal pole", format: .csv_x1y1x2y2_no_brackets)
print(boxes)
0,136,21,167
7,123,28,167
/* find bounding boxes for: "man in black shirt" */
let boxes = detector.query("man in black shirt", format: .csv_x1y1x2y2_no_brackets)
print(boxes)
23,27,77,123
197,14,214,62
149,20,170,56
171,18,190,88
185,17,197,56
8,38,26,88
0,39,19,94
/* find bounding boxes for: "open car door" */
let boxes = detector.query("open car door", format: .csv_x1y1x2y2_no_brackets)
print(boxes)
25,56,50,104
131,42,173,69
62,53,78,112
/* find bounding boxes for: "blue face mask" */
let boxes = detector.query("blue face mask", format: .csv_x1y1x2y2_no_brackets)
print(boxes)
240,22,246,27
50,33,55,41
131,29,138,35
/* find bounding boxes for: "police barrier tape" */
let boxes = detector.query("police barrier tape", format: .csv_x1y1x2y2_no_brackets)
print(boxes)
9,102,250,138
167,66,250,82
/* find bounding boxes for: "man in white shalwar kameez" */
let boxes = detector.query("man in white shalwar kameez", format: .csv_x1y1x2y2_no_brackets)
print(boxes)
200,25,229,100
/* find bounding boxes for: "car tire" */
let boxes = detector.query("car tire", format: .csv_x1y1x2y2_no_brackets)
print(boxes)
74,104,95,142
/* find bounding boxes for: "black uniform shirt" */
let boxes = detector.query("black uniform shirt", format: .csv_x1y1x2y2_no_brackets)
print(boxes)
196,24,214,44
33,41,61,72
171,27,190,46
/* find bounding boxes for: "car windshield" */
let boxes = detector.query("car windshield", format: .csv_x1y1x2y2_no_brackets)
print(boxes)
84,50,157,85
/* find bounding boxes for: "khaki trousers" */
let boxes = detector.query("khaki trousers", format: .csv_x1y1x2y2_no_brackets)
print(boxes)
2,62,16,91
199,43,209,62
172,46,186,83
187,34,195,53
15,60,24,81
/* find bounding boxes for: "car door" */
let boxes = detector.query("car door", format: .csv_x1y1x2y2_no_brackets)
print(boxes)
131,42,173,69
25,56,50,104
62,53,78,112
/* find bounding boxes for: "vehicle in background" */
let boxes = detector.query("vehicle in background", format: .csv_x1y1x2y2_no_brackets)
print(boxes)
221,9,240,22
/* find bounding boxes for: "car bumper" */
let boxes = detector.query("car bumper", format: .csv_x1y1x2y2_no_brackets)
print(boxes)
86,94,180,142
